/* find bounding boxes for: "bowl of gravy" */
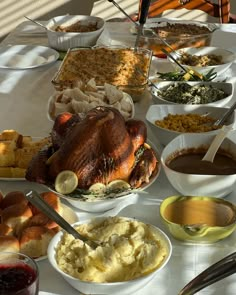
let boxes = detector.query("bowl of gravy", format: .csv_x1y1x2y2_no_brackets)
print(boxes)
160,195,236,243
161,132,236,198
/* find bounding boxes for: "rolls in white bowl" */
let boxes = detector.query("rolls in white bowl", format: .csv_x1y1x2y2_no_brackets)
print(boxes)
47,217,172,295
46,15,105,51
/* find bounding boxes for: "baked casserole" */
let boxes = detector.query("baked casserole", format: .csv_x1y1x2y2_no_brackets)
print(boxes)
52,47,152,93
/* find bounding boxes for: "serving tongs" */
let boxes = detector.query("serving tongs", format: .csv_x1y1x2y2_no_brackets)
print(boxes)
178,252,236,294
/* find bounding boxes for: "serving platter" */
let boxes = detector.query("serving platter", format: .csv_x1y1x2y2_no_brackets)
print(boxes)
0,45,59,69
48,140,161,213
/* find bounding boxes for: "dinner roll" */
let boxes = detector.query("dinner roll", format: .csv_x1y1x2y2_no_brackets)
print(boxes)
0,224,13,236
27,212,58,229
2,204,33,236
0,236,19,253
30,191,62,217
20,226,55,258
0,191,28,210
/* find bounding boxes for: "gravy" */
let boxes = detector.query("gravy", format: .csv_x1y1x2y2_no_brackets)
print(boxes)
167,152,236,175
163,199,235,226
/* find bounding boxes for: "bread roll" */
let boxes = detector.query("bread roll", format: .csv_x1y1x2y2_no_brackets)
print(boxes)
0,224,13,236
20,226,55,258
0,236,19,253
30,191,62,215
0,191,28,210
2,204,33,236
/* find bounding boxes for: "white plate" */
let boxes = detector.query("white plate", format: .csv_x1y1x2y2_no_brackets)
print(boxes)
35,203,78,262
0,45,59,69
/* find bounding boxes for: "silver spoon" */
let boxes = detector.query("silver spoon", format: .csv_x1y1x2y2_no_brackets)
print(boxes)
24,16,48,30
214,100,236,126
201,126,233,162
24,190,99,249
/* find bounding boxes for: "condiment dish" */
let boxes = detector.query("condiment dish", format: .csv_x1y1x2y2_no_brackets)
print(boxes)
169,46,236,76
150,81,233,106
146,104,235,146
160,195,236,243
46,15,105,51
161,132,236,198
47,217,172,295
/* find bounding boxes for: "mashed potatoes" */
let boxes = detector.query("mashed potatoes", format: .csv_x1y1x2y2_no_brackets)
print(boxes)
55,217,168,283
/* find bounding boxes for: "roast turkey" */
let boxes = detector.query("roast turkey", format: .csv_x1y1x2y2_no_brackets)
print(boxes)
26,107,158,189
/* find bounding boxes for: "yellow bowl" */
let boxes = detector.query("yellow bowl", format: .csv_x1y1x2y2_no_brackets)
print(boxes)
160,195,236,243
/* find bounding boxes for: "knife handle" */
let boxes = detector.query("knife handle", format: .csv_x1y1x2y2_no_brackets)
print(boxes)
139,0,152,25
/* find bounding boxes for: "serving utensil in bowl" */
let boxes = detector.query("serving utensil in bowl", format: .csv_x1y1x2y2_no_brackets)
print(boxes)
202,126,233,162
24,16,48,30
24,190,99,248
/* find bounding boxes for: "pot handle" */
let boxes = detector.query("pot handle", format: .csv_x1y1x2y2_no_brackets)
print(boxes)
178,252,236,295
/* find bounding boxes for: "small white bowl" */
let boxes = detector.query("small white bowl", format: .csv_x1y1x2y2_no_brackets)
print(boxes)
47,217,172,295
169,46,236,76
150,81,233,107
146,104,236,146
161,132,236,198
46,15,105,51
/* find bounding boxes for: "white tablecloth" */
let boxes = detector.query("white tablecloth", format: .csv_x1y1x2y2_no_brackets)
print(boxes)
1,20,236,295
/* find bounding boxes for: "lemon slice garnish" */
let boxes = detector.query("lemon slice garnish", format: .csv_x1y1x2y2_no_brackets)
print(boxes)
107,180,130,191
55,170,78,194
88,183,106,195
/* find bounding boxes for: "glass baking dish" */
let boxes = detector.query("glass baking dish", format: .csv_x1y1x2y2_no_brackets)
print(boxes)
51,45,153,102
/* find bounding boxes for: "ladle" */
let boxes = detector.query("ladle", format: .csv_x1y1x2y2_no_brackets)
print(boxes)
24,16,48,31
201,126,233,162
24,190,99,249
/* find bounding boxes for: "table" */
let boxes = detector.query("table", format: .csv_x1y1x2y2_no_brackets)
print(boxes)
1,20,236,295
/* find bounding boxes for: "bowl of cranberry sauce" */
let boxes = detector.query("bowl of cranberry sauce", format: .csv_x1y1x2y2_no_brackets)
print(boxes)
0,252,39,295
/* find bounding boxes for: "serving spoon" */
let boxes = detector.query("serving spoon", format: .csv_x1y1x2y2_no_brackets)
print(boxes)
24,190,99,249
24,16,48,31
201,126,233,162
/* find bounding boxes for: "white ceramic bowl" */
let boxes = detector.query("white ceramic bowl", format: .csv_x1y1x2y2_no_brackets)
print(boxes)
150,81,233,107
46,15,105,51
47,217,172,295
169,46,236,76
146,104,236,146
161,132,236,198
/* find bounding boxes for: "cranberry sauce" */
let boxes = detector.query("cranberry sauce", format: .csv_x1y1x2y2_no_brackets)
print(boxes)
0,263,38,295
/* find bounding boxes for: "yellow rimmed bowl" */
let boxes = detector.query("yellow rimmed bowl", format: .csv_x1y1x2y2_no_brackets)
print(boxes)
160,195,236,243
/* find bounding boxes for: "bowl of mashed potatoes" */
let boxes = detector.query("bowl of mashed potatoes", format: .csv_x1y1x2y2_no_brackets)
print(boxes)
47,216,172,295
